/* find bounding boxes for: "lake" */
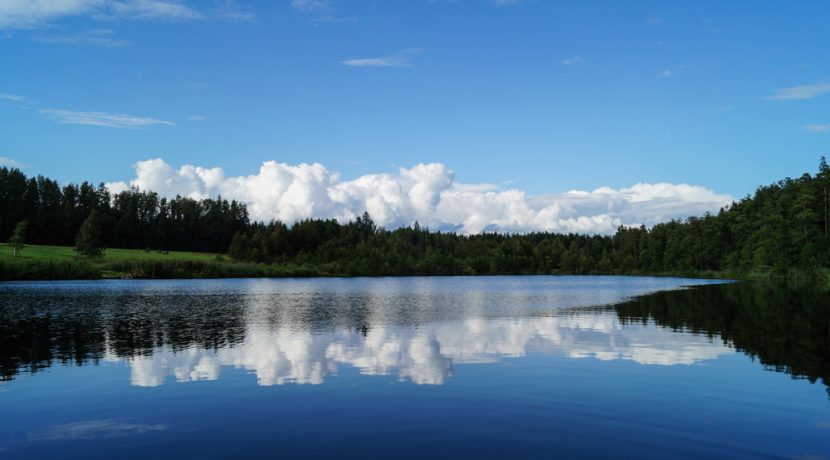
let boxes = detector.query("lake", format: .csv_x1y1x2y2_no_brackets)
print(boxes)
0,276,828,459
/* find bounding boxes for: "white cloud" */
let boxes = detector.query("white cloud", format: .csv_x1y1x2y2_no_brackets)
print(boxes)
32,28,128,47
41,109,174,128
645,16,667,26
656,64,691,79
102,0,201,21
290,0,353,23
107,158,732,235
341,48,424,68
0,0,99,29
0,0,200,29
493,0,522,6
804,124,830,133
341,57,409,68
767,82,830,101
560,56,584,66
0,156,25,168
214,0,256,22
290,0,331,14
0,92,24,102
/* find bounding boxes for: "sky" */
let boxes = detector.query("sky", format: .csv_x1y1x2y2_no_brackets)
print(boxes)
1,0,829,233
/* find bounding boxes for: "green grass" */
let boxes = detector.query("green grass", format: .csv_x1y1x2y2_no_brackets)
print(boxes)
0,243,219,262
0,243,334,281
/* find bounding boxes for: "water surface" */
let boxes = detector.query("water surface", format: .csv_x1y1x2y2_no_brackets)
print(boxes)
0,276,828,459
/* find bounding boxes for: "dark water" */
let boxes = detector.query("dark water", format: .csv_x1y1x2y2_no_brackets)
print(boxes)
0,276,828,459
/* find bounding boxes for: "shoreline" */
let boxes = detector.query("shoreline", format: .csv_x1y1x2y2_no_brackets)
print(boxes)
0,257,805,283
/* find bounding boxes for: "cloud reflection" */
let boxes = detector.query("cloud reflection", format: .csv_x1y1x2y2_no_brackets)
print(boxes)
29,420,167,441
126,313,732,387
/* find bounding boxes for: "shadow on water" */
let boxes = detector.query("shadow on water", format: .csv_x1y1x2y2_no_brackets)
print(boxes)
1,279,828,392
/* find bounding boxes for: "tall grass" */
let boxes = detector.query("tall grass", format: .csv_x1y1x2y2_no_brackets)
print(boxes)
0,259,100,281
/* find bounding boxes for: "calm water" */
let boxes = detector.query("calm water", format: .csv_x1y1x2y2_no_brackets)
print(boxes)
0,276,828,459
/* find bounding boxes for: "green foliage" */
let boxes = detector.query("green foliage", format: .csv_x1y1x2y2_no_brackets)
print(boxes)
0,258,99,281
616,281,830,386
8,219,27,256
226,159,830,278
2,158,830,279
75,210,106,258
0,167,248,253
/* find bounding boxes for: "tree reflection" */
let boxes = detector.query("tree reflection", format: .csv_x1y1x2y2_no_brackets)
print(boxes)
615,281,830,386
0,281,827,390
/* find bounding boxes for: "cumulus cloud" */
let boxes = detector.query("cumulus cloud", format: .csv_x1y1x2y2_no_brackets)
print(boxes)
0,0,200,29
41,109,174,128
767,82,830,101
107,158,732,234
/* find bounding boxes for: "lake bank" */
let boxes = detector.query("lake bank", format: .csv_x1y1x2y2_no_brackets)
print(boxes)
2,244,826,282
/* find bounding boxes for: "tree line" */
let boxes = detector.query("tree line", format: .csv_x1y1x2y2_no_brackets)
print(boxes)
2,158,830,276
0,168,249,254
225,158,830,276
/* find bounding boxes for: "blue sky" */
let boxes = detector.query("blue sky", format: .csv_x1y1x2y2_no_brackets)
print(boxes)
1,1,829,231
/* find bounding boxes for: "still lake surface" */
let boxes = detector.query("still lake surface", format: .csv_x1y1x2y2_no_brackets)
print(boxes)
0,276,828,459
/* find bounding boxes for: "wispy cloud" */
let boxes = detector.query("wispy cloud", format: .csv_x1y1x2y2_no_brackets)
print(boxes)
560,56,584,66
0,156,26,168
186,114,208,122
804,124,830,133
29,420,167,441
98,0,201,21
0,92,24,102
1,90,172,130
291,0,331,14
32,29,128,47
656,64,691,79
290,0,354,23
656,69,672,78
214,0,256,22
0,0,201,30
341,48,424,68
41,109,175,129
645,16,668,26
767,82,830,101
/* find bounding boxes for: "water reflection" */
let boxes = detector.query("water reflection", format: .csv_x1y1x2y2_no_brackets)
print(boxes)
125,315,732,386
1,277,827,389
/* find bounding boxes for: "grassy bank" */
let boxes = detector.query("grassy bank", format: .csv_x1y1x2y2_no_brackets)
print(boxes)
1,243,827,282
0,244,217,262
0,244,334,281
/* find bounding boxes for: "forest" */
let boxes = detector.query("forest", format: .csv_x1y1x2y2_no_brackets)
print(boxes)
1,158,829,279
